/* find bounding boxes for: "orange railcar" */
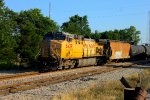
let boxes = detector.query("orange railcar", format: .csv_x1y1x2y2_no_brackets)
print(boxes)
108,40,131,60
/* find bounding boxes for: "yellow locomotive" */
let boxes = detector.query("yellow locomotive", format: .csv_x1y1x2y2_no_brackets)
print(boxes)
39,32,107,71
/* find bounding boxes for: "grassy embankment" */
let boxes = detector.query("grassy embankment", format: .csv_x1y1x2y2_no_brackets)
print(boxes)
53,69,150,100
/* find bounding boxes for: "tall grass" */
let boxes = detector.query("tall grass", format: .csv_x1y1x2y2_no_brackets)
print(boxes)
53,81,124,100
124,69,150,90
53,69,150,100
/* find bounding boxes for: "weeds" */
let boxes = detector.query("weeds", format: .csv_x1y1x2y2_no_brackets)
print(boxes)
53,81,124,100
53,69,150,100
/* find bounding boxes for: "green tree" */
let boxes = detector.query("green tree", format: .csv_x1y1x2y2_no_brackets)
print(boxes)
16,9,58,62
100,31,108,39
61,15,91,37
127,26,140,45
91,30,101,39
100,26,140,44
0,0,17,62
101,30,120,40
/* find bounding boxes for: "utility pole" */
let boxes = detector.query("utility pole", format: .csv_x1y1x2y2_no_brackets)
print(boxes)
49,2,51,19
148,11,150,45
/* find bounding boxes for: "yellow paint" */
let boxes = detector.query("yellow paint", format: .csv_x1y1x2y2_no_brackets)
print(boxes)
42,38,104,59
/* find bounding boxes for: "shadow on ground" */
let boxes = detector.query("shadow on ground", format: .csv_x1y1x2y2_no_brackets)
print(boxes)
0,64,39,74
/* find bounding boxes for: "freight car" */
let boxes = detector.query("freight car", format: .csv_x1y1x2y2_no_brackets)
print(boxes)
106,40,131,61
95,39,131,62
130,45,150,60
130,45,146,60
38,32,150,71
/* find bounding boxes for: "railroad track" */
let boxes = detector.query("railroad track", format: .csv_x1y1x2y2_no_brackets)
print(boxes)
0,72,39,81
0,59,148,81
0,66,119,96
0,66,110,81
1,59,150,80
0,59,149,96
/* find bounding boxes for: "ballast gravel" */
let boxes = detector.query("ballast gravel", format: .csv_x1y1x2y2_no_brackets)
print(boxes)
0,67,143,100
0,66,107,86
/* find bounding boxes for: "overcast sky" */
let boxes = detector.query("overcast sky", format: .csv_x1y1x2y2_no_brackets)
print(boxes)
4,0,150,43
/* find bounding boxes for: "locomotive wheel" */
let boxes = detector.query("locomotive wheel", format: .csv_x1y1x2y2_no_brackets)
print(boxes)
70,65,74,69
68,65,74,69
51,66,57,71
97,57,107,65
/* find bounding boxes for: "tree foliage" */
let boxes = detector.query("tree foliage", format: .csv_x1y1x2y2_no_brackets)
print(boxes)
15,9,58,62
61,15,140,44
0,0,59,63
0,0,17,62
61,15,91,37
90,30,101,39
100,26,140,45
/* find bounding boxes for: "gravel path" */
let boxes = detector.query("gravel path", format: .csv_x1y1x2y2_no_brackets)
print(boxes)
0,67,143,100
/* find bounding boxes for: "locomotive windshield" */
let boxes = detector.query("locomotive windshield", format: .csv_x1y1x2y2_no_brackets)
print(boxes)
44,32,66,40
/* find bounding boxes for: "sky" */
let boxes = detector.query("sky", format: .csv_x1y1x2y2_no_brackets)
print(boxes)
4,0,150,44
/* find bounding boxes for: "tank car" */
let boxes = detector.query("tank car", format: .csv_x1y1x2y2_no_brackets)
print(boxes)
130,45,146,60
144,45,150,58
